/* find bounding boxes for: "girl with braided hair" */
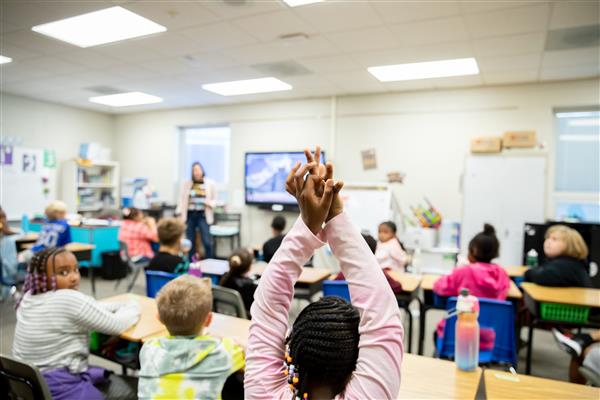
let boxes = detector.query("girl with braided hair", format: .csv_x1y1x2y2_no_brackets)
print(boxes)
245,148,404,400
13,247,141,400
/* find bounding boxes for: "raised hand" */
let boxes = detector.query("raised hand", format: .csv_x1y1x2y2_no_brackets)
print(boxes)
299,175,335,234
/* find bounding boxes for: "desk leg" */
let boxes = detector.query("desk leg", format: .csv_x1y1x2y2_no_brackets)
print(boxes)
90,267,96,298
407,307,413,353
122,366,127,376
418,299,426,356
526,320,534,375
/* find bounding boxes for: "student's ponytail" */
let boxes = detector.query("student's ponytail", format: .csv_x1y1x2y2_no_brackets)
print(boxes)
468,223,500,263
219,248,253,286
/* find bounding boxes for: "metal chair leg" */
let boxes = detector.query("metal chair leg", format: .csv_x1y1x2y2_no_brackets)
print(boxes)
126,267,141,292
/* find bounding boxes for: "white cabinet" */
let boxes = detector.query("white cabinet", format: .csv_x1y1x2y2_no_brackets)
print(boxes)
62,159,120,216
461,155,546,266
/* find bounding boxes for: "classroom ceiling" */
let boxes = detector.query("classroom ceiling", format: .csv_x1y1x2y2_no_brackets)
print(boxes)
1,0,599,114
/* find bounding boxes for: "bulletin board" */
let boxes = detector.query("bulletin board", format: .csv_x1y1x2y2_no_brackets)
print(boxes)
1,145,57,220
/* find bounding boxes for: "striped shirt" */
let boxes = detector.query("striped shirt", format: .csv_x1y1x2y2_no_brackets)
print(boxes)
13,290,140,373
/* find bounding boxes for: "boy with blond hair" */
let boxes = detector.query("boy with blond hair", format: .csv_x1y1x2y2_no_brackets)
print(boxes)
31,200,71,252
138,275,244,399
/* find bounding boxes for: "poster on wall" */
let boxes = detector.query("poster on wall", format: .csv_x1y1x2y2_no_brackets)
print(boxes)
1,145,13,165
361,148,377,170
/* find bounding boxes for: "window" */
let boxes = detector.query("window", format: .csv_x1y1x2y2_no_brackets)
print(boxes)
180,126,231,187
553,110,600,222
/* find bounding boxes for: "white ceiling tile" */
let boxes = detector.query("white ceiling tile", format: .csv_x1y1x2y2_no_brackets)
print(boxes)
382,79,437,93
178,21,259,51
293,2,383,33
179,66,265,85
540,63,600,81
284,75,341,96
542,47,600,68
549,1,600,30
124,2,218,30
472,32,546,58
203,1,285,19
231,9,317,42
431,74,484,89
325,26,400,53
1,20,22,35
465,4,550,39
137,32,205,57
222,35,337,64
409,41,474,62
59,49,123,69
3,29,80,55
350,48,414,68
90,36,168,62
102,64,161,82
459,0,535,14
482,68,539,84
296,54,361,73
371,1,461,24
0,1,114,31
477,52,542,73
0,41,40,61
65,69,132,88
183,51,240,70
390,17,470,46
323,70,385,94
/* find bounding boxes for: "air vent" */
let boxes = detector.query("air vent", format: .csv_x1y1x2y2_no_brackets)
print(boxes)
545,24,600,51
251,60,312,77
85,86,124,95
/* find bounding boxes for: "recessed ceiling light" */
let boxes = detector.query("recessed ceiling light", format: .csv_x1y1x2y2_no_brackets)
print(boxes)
32,6,166,48
89,92,163,107
283,0,324,7
368,58,479,82
0,55,12,65
202,77,293,96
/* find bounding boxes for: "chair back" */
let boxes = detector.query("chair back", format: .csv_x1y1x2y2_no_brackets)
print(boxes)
436,296,517,367
322,280,351,302
0,354,52,400
145,270,178,298
212,285,248,319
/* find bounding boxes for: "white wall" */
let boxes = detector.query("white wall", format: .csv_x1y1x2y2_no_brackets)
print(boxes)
113,78,599,246
1,93,115,209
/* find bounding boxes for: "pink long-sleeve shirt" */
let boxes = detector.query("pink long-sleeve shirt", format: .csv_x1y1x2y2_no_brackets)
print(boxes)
375,239,407,272
245,212,404,399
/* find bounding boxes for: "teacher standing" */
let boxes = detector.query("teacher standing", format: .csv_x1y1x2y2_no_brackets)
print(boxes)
177,162,216,259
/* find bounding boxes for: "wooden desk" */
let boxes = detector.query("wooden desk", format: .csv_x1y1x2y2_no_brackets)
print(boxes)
386,272,423,354
505,265,529,278
521,282,600,308
101,294,251,348
484,369,599,399
521,282,600,374
386,271,422,293
398,354,482,399
16,233,39,251
68,243,97,296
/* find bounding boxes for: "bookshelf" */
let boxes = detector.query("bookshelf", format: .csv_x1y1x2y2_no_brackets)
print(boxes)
62,159,120,216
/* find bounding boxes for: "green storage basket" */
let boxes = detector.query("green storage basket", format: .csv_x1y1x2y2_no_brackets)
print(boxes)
540,302,589,323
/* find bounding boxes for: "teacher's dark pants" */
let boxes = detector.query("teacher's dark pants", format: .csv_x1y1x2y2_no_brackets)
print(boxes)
186,210,213,259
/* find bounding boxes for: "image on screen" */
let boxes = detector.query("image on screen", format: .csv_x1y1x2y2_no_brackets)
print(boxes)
245,152,326,205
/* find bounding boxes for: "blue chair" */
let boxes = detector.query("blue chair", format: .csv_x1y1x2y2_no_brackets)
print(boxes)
145,270,178,298
322,280,351,302
436,296,517,367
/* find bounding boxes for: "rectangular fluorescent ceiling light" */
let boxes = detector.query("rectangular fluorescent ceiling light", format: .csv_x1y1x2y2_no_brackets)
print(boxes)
31,6,166,48
0,55,12,64
283,0,324,7
89,92,163,107
202,77,292,96
368,58,479,82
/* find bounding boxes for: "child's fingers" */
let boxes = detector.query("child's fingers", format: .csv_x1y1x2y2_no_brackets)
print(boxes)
285,162,301,195
317,164,327,180
333,180,344,193
304,148,314,165
294,162,316,197
325,161,334,181
319,179,335,209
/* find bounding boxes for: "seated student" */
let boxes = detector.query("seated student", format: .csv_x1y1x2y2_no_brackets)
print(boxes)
146,218,188,274
245,150,403,399
138,275,244,399
118,207,158,262
31,201,72,253
553,328,600,383
219,248,258,315
433,224,510,350
262,215,286,263
335,233,403,294
0,207,24,299
376,221,408,272
13,247,141,400
524,225,592,287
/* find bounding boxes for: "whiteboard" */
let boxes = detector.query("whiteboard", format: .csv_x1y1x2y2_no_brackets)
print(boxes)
461,155,546,266
341,183,396,237
1,146,57,220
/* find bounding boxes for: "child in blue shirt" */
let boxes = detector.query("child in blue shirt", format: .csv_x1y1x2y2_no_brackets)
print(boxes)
31,201,72,253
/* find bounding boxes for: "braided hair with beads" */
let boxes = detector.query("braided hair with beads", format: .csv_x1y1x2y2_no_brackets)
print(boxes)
284,296,360,399
16,247,66,308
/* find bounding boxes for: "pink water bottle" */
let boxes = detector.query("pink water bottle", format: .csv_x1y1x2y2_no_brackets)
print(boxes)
455,288,479,371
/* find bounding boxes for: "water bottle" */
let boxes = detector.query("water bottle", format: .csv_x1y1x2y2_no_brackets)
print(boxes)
526,249,538,267
455,288,479,371
21,214,30,233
